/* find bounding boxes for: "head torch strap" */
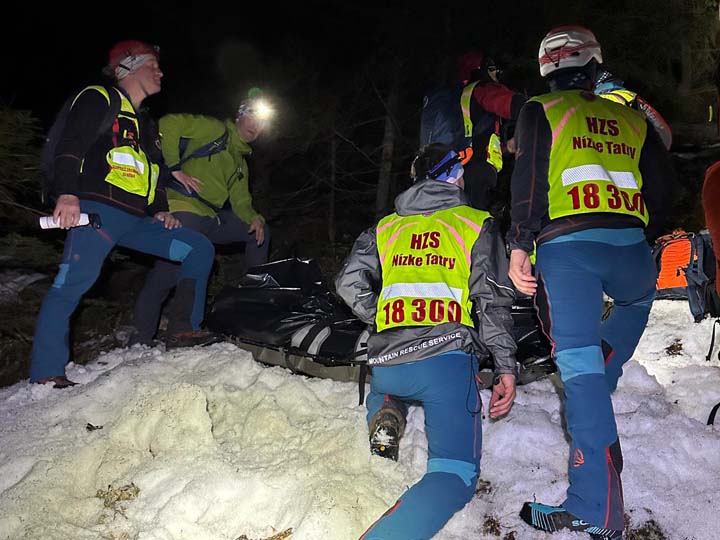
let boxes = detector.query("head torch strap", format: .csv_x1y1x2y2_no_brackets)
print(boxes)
428,151,462,180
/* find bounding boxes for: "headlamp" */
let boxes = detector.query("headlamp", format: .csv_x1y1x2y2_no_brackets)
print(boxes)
237,98,275,122
428,151,463,182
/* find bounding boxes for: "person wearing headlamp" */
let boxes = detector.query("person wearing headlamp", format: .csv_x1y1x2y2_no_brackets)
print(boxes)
130,92,273,347
335,142,517,540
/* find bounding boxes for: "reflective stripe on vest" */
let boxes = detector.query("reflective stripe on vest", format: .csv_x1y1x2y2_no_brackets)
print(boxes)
530,89,649,225
599,89,637,107
89,86,159,204
460,81,480,140
487,131,503,172
374,205,490,332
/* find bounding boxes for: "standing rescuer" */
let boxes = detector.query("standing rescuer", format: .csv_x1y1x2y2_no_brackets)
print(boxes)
507,26,676,540
335,143,517,540
30,40,215,387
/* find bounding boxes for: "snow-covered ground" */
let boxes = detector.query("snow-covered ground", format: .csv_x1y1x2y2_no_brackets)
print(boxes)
0,299,718,540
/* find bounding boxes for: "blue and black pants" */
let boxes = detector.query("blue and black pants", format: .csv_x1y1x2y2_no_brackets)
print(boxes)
30,201,214,381
360,351,482,540
132,209,270,342
534,228,656,531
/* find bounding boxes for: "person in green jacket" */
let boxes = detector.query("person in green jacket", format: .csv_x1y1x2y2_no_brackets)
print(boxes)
130,95,271,346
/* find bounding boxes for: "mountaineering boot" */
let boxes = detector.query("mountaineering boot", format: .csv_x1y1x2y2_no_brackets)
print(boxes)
369,412,402,460
161,278,223,349
368,401,406,461
590,532,623,540
126,329,162,348
520,502,623,539
165,278,201,336
34,376,78,389
165,329,223,349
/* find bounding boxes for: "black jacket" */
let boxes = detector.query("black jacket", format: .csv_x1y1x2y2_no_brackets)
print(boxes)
54,85,169,216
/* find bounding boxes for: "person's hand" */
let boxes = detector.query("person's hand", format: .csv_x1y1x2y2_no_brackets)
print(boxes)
53,194,81,229
154,212,182,229
505,137,517,154
509,249,537,296
248,217,265,245
172,170,202,194
489,373,516,419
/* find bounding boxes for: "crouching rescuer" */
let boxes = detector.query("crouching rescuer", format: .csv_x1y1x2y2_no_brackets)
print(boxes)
335,143,517,540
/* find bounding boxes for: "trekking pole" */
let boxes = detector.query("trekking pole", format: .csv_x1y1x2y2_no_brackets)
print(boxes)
39,213,102,230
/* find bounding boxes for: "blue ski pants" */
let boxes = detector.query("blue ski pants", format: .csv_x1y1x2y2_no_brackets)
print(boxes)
30,201,214,381
360,352,482,540
534,228,656,531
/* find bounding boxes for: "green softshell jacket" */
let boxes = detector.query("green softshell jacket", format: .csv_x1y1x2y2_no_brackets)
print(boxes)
159,113,264,223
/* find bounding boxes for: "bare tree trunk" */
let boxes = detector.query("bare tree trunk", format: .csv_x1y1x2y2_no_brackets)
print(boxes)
328,132,337,245
374,64,401,220
679,38,693,96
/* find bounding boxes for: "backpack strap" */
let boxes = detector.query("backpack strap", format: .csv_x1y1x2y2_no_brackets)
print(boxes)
708,400,720,425
101,87,122,135
358,363,368,406
166,129,230,212
169,129,229,172
706,318,720,362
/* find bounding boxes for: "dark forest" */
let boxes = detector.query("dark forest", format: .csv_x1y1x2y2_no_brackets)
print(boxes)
0,0,719,384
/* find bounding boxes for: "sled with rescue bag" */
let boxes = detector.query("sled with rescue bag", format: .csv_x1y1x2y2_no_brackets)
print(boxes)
205,258,555,404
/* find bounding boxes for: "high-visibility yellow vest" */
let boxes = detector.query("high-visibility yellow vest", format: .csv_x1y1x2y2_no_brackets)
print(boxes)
374,204,491,332
460,82,503,171
530,89,649,225
82,86,159,204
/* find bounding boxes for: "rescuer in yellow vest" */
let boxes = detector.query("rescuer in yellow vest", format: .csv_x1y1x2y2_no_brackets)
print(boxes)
507,26,676,540
31,41,216,387
335,143,517,540
594,68,673,150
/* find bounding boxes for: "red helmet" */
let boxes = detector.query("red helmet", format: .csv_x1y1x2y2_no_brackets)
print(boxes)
456,50,484,82
106,40,159,74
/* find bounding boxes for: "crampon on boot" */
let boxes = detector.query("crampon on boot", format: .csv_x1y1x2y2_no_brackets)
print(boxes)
369,412,401,460
368,402,407,461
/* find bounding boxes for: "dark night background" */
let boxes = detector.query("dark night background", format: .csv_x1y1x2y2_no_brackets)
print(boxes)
0,1,719,384
5,1,720,239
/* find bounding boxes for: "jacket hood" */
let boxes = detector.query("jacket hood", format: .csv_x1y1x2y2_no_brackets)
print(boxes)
394,179,469,216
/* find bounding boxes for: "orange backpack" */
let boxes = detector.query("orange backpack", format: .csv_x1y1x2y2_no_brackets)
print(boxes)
653,229,694,298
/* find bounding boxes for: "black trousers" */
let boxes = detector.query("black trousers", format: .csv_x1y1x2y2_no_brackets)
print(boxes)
463,158,498,211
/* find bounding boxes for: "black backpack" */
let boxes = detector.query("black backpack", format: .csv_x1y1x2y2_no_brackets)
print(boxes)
682,230,720,324
420,81,469,152
40,86,121,205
